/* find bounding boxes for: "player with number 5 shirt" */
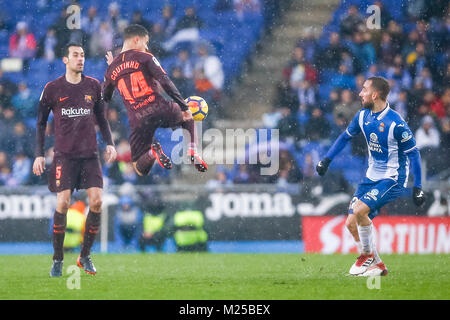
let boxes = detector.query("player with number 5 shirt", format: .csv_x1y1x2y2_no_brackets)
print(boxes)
33,43,117,277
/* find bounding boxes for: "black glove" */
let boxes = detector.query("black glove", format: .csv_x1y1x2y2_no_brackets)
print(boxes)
316,157,331,176
413,187,426,207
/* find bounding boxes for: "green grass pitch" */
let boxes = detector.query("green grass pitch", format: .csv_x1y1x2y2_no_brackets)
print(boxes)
0,253,448,300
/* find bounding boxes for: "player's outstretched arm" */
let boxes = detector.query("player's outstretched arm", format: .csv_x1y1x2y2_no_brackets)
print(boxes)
35,84,52,174
316,131,352,176
93,82,115,159
144,53,190,112
94,102,114,144
395,121,426,207
159,75,190,111
317,111,361,176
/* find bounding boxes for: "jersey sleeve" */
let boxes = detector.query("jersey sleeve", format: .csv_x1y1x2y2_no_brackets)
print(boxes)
102,70,115,102
144,53,189,111
346,110,362,137
144,52,168,79
394,121,416,153
407,148,422,188
35,84,53,157
93,81,114,146
394,121,421,187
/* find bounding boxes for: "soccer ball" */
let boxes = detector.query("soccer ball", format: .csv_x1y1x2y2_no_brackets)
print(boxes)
185,96,208,121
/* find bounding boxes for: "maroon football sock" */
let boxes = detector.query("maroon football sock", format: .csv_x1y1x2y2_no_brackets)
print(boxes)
182,118,197,149
52,210,67,261
80,210,101,258
135,150,156,176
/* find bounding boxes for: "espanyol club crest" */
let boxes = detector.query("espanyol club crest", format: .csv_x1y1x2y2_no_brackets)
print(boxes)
378,122,385,132
365,188,379,200
370,133,378,143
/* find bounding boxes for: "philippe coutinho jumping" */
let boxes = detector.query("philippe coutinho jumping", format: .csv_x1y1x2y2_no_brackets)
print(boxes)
316,76,426,276
102,24,207,176
33,43,117,277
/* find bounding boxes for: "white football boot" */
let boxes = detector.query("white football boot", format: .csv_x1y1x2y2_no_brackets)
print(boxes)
358,262,388,277
349,253,375,276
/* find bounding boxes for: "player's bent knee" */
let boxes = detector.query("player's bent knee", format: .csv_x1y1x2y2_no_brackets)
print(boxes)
57,198,70,208
56,190,71,213
89,198,103,212
353,207,368,218
353,207,371,226
56,199,70,213
56,205,70,214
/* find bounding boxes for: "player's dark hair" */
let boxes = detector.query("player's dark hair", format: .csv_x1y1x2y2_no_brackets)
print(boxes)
63,42,83,57
368,76,390,101
123,24,149,40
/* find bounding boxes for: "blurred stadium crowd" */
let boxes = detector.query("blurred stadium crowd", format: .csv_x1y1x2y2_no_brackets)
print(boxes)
0,0,278,186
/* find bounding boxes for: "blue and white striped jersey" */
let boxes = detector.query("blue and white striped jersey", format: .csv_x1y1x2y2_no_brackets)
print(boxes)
345,103,417,187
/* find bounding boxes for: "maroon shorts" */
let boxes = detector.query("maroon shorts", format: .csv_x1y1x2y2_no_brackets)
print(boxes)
129,101,183,162
48,156,103,193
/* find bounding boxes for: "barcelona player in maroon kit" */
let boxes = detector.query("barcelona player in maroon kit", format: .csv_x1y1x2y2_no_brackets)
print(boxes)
33,43,117,276
103,24,207,176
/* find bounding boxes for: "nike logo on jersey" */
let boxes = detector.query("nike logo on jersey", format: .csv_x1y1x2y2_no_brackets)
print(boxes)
59,97,69,102
365,121,370,125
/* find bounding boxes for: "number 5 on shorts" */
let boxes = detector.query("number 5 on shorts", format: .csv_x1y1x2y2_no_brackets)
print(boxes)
56,165,62,179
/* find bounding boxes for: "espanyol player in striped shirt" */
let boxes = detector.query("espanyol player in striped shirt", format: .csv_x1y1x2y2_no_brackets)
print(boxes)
316,77,426,277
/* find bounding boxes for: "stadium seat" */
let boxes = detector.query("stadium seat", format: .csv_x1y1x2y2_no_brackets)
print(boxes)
26,73,49,91
3,72,26,84
29,59,51,73
0,44,9,58
318,84,333,102
0,31,8,45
